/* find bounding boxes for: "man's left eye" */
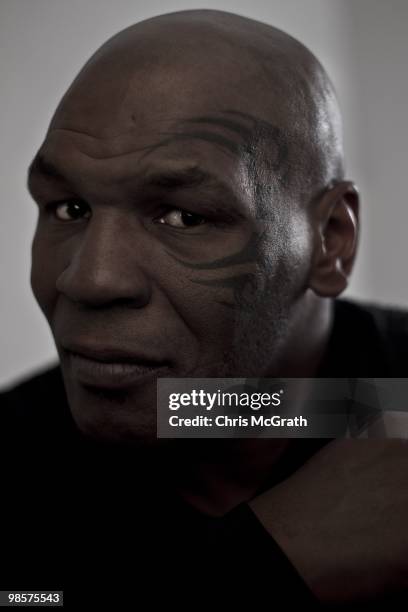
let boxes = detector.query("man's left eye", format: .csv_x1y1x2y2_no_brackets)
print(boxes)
156,209,207,229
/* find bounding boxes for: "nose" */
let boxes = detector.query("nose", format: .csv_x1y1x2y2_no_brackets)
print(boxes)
56,212,152,308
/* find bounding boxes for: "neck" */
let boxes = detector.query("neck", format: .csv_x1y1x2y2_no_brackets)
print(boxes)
163,438,291,516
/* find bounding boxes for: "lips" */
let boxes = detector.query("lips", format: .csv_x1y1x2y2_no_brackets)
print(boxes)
61,343,171,389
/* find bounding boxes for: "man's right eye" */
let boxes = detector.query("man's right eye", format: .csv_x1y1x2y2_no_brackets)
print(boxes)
46,199,91,222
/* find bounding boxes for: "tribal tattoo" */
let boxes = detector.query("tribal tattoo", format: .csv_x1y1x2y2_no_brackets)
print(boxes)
167,230,268,311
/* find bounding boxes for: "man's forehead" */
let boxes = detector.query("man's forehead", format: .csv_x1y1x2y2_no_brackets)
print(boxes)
49,109,257,156
41,106,287,191
45,25,291,187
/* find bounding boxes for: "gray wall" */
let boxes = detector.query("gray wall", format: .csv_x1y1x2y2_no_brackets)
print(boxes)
1,0,407,387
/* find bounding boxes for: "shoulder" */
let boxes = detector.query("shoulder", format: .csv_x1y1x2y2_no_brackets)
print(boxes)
335,298,408,335
333,298,408,375
0,363,71,437
1,363,64,406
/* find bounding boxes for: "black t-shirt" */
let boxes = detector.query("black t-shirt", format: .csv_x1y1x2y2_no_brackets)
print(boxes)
1,298,408,608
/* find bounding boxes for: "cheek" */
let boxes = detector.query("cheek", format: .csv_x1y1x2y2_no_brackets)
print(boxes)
153,219,313,367
226,218,313,368
160,271,237,349
262,210,313,292
30,229,62,321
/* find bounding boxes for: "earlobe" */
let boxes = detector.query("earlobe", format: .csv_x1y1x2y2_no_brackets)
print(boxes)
309,181,359,298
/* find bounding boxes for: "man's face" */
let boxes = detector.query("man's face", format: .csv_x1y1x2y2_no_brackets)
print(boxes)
28,57,312,443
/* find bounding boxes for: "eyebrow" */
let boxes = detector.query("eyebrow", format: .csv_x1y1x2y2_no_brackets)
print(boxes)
27,155,244,212
144,165,227,191
28,154,66,183
145,166,248,216
29,154,230,191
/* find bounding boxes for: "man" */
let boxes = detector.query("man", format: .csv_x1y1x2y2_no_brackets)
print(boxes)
1,9,407,607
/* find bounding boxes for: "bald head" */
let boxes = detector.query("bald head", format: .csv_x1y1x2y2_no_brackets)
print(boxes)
50,9,344,208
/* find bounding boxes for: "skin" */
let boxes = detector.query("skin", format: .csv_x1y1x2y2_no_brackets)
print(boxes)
28,10,358,453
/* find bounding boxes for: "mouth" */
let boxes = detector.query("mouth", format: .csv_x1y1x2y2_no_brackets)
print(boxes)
61,344,172,390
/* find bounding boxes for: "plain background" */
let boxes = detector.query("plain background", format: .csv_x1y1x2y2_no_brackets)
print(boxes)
1,0,407,387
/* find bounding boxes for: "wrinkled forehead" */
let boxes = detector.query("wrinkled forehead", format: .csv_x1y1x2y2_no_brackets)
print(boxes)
41,56,289,201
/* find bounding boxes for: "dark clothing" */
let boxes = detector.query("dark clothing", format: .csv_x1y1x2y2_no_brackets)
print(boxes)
1,299,408,608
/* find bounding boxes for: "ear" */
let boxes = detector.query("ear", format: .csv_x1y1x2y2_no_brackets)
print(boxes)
309,181,359,297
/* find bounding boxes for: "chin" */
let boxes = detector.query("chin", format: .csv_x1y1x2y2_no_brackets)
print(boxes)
65,378,158,446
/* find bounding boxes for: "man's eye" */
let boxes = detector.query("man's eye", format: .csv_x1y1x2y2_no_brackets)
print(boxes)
47,199,91,221
156,209,207,229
